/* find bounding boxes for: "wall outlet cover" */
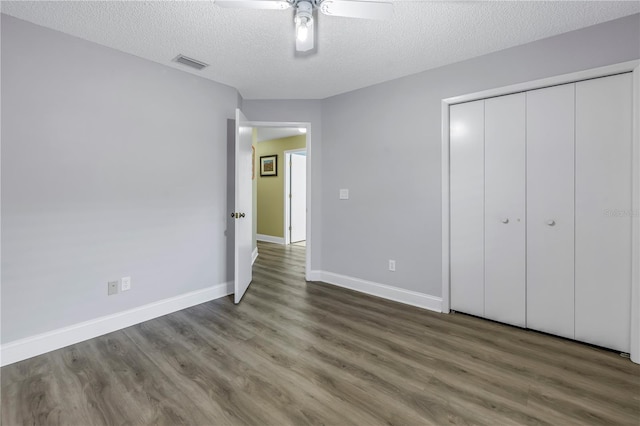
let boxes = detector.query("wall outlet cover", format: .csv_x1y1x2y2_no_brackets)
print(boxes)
389,260,396,272
108,281,119,295
121,276,131,292
339,189,349,200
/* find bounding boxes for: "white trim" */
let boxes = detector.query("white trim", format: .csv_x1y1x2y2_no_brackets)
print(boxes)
631,65,640,364
252,247,259,265
1,282,233,366
441,60,640,363
315,271,442,313
256,234,285,245
308,270,323,282
441,102,451,314
246,120,312,281
443,60,639,106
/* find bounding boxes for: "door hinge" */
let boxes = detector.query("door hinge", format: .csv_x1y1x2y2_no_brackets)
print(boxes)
289,193,292,198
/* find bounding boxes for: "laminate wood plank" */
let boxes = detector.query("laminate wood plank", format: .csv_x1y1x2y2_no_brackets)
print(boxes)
2,241,639,425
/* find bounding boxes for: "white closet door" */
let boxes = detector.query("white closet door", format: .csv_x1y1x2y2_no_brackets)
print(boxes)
450,100,485,317
484,93,526,327
526,83,576,339
575,73,633,352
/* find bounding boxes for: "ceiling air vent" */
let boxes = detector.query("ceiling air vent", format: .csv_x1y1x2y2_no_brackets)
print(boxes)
173,54,209,71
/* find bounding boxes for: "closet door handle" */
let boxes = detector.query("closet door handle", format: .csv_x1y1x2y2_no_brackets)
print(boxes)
546,219,556,226
501,218,509,224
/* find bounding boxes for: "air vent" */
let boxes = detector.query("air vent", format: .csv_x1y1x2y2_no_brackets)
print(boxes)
173,54,209,71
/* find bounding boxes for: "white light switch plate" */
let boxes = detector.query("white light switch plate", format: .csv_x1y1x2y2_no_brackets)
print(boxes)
339,189,349,200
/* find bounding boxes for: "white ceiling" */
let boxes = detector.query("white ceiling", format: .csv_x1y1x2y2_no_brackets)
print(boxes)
2,1,638,99
256,127,305,142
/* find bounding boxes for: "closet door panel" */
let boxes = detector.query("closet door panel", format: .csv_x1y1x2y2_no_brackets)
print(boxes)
450,100,485,317
526,83,576,339
575,73,633,352
484,93,526,327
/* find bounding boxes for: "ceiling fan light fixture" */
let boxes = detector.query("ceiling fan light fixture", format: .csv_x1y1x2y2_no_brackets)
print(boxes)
294,1,314,45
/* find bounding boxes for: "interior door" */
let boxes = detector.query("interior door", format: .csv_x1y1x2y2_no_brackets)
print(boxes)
526,83,576,339
290,153,307,243
575,73,633,352
449,100,485,317
234,109,253,304
484,93,526,327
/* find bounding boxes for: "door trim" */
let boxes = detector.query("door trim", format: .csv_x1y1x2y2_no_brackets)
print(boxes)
441,60,640,363
284,149,307,245
249,121,312,281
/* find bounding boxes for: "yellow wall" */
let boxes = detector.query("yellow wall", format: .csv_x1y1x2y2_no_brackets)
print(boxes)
256,135,306,238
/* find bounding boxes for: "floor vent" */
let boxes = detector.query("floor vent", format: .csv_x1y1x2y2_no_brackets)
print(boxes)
173,54,209,70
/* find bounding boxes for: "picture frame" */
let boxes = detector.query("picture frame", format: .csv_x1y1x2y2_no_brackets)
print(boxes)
260,155,278,177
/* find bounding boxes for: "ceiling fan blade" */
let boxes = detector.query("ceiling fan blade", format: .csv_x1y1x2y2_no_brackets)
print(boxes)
296,15,314,52
215,0,291,10
319,0,392,20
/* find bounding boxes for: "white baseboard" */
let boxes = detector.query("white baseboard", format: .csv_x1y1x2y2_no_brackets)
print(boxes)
308,270,323,282
256,234,285,245
315,271,442,313
252,247,259,265
1,282,233,367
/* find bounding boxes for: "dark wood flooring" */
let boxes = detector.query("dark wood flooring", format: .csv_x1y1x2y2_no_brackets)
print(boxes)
2,242,639,425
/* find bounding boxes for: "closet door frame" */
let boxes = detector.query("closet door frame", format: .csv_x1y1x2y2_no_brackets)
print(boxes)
441,60,640,363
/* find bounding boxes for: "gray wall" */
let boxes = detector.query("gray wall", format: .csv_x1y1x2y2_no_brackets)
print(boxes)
285,13,637,298
242,100,323,270
1,15,239,343
318,13,639,297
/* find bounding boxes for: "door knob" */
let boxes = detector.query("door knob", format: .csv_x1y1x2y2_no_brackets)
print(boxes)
501,218,509,224
547,220,556,226
239,213,246,218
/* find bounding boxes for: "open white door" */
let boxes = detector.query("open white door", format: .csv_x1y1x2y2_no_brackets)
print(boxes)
234,109,253,304
290,153,307,243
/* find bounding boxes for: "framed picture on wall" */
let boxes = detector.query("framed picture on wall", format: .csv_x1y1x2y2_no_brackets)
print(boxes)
260,155,278,177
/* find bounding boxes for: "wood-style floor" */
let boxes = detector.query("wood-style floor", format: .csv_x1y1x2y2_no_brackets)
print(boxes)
2,242,639,425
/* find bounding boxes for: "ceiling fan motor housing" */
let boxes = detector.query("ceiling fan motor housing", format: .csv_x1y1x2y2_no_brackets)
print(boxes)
295,0,313,24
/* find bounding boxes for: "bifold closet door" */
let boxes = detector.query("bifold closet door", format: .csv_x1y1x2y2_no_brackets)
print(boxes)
575,73,633,352
526,83,576,339
450,100,485,317
484,93,526,327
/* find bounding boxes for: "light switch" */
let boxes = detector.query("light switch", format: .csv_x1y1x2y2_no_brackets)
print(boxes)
339,189,349,200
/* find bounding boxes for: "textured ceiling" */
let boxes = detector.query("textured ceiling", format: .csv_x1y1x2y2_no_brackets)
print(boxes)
2,1,639,99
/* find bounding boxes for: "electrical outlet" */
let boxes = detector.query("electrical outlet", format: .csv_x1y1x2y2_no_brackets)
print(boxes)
108,281,119,296
121,276,131,292
388,260,396,272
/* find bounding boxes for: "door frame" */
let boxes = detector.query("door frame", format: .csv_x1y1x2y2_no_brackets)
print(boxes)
250,121,312,281
284,149,307,245
440,60,640,362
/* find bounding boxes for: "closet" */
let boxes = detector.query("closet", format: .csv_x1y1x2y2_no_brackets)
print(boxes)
449,72,633,352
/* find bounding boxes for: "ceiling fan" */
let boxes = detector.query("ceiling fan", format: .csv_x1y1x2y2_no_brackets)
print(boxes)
214,0,394,52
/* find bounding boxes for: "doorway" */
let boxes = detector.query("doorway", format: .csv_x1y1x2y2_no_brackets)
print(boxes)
249,121,312,281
